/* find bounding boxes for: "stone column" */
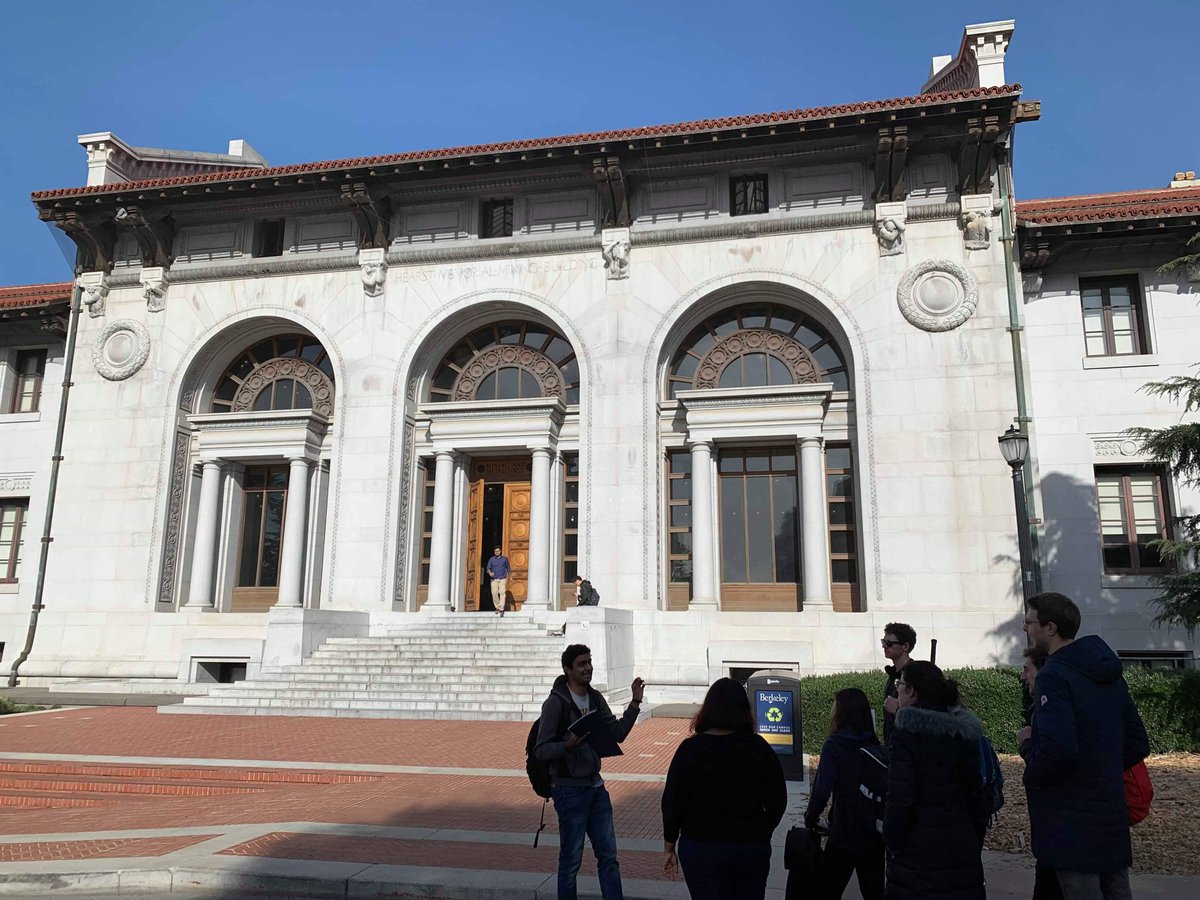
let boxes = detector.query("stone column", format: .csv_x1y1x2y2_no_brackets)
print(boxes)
524,447,553,609
185,460,224,607
800,436,832,608
424,450,457,611
276,457,312,608
689,440,718,608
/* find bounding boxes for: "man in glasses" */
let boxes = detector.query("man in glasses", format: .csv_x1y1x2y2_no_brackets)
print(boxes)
880,622,916,740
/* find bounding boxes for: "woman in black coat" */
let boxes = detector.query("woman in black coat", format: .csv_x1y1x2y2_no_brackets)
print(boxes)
662,678,787,900
884,661,988,900
804,688,886,900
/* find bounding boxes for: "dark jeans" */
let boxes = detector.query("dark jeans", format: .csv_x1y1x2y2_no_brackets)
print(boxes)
677,835,771,900
822,843,885,900
551,784,622,900
1034,861,1065,900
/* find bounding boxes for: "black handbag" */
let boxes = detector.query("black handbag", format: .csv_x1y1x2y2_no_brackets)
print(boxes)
784,825,825,898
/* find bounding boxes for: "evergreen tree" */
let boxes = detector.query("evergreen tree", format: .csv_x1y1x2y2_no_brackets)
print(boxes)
1124,240,1200,634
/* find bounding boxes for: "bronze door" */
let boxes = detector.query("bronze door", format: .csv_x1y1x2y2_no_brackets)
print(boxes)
503,482,532,610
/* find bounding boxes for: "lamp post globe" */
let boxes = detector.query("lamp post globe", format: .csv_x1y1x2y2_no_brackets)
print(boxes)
998,424,1029,469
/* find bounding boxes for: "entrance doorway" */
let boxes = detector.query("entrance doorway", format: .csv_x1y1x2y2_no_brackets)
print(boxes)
463,457,533,612
232,463,288,612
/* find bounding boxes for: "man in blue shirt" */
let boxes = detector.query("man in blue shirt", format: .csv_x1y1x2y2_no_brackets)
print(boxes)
485,546,511,616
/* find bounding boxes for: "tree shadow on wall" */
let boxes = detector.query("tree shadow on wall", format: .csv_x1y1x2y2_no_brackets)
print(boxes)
988,470,1112,663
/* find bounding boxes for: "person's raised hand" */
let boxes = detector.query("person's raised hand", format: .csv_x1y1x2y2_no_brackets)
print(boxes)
1017,725,1032,745
883,695,899,715
631,677,645,703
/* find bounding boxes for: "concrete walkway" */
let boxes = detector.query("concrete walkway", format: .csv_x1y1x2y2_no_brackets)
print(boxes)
0,707,1194,898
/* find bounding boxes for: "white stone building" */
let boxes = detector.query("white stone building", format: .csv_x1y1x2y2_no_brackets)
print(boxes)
1,21,1196,713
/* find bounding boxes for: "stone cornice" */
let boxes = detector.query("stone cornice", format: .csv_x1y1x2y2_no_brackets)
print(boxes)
387,235,600,266
631,210,874,247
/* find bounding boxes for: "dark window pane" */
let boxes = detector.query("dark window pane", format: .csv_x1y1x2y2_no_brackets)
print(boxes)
673,353,699,379
670,532,692,555
670,479,692,500
670,505,692,527
252,387,273,411
768,308,801,333
565,508,579,529
832,560,858,583
828,371,849,392
524,327,551,350
424,484,436,505
249,339,275,364
565,534,578,557
420,563,431,584
720,476,746,582
566,387,580,404
689,329,716,357
773,475,798,582
830,531,852,554
797,326,823,348
433,366,458,391
545,338,572,362
422,537,432,559
718,454,743,474
447,342,474,368
827,474,852,497
469,326,497,352
268,467,288,488
259,490,285,587
743,353,768,387
670,560,693,583
497,367,519,399
711,309,740,338
496,323,522,344
563,561,578,582
559,358,579,385
771,450,796,472
813,343,843,371
293,383,312,410
238,493,264,586
275,379,294,410
745,452,770,473
423,511,433,532
829,502,855,525
564,455,580,477
670,451,692,475
740,307,768,329
1081,288,1104,310
476,372,497,401
718,359,743,388
768,356,792,385
244,466,267,489
1103,545,1133,570
826,446,851,469
215,379,239,402
565,482,579,503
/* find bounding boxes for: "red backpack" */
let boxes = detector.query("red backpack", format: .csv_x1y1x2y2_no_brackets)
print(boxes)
1124,761,1153,825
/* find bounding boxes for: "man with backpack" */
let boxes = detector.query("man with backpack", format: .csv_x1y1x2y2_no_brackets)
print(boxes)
533,644,645,900
574,575,600,606
1020,592,1149,900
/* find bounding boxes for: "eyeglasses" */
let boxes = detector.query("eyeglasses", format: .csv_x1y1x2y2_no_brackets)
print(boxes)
881,639,904,647
1023,617,1042,627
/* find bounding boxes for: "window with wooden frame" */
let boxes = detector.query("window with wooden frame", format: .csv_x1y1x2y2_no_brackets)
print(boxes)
237,465,288,589
480,199,514,238
1080,276,1148,357
1095,467,1172,573
826,444,859,605
562,453,580,585
0,499,28,583
667,449,693,583
730,175,768,216
8,349,47,414
419,466,436,586
718,448,798,584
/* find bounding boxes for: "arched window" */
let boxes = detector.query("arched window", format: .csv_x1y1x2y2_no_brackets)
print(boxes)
211,334,335,417
430,321,579,403
667,304,849,398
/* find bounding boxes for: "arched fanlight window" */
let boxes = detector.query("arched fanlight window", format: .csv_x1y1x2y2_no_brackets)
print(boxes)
667,304,849,398
211,334,336,417
430,320,580,403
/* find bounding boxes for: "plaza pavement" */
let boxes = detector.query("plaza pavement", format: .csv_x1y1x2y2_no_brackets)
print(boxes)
0,706,1195,899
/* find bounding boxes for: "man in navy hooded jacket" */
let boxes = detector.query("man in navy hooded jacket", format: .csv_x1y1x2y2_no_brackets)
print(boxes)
1019,592,1149,900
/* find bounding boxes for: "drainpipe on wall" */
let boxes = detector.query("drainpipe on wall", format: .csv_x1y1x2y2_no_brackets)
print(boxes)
7,277,83,688
996,145,1044,596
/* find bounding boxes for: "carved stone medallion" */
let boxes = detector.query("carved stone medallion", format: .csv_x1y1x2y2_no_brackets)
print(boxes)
93,319,151,381
693,329,820,389
896,259,979,332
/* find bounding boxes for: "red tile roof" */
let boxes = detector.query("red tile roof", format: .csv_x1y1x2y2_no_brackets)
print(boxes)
31,85,1022,202
1017,186,1200,226
0,282,73,310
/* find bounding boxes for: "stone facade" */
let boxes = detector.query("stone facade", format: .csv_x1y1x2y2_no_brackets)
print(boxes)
2,21,1196,698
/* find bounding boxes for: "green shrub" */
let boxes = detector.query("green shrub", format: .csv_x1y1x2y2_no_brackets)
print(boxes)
798,665,1200,756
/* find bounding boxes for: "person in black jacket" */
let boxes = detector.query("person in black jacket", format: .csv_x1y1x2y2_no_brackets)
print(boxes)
1019,592,1149,900
881,622,916,740
884,661,988,900
804,688,885,900
662,677,786,900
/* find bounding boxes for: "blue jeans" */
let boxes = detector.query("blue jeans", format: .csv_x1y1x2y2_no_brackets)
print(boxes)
551,784,623,900
677,836,771,900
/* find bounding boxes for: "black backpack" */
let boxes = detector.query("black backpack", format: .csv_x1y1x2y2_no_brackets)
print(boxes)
856,744,890,837
525,694,571,846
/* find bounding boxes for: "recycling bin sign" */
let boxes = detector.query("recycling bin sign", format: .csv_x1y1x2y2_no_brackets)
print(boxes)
745,669,805,781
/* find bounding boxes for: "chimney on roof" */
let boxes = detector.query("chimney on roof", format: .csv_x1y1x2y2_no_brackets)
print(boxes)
1170,170,1199,188
76,132,268,187
922,20,1015,94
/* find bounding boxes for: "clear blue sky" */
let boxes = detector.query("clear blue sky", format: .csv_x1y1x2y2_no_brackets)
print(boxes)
3,0,1196,284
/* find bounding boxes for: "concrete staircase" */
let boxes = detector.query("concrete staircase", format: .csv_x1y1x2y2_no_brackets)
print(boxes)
163,613,578,721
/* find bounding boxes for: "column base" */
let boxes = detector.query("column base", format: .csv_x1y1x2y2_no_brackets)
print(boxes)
802,596,833,610
688,597,719,610
521,599,552,611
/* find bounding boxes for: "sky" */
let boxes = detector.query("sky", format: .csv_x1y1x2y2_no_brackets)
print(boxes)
2,0,1196,285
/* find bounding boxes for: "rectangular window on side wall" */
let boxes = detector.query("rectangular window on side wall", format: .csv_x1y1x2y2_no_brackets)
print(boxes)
1,499,29,583
667,450,693,610
8,349,47,414
1080,276,1148,357
730,175,768,216
826,444,860,609
480,199,514,238
254,219,286,258
419,466,436,586
1095,467,1172,573
562,453,579,587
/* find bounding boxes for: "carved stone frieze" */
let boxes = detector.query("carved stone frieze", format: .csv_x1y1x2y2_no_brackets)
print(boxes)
359,247,387,298
158,431,191,605
875,201,907,257
692,329,820,389
78,271,109,318
93,319,151,381
1092,434,1146,459
896,259,979,332
140,266,167,312
451,345,565,401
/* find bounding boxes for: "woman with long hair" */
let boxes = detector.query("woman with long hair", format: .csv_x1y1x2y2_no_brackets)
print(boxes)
661,677,787,899
884,661,988,900
804,688,885,900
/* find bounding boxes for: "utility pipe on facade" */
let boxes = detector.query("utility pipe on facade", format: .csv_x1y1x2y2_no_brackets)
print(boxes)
996,144,1044,596
8,278,83,687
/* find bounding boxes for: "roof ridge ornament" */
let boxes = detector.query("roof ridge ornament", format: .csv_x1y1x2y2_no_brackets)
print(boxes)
922,21,1015,94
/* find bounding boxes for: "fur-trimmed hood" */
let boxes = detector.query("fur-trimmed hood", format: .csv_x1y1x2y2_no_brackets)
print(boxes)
893,705,983,742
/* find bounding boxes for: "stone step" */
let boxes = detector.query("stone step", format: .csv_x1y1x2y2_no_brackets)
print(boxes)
266,664,563,677
162,705,534,722
179,696,546,714
308,652,552,663
320,640,562,650
203,686,550,702
263,672,563,685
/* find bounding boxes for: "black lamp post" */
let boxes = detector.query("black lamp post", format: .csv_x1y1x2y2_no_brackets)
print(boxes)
998,425,1037,602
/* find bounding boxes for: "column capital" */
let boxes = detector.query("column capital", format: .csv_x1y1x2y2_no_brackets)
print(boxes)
286,455,312,467
198,458,225,473
530,446,553,461
798,435,825,449
688,438,714,453
432,447,459,463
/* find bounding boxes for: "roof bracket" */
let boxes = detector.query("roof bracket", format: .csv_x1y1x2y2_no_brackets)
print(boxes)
873,125,909,203
341,182,393,250
38,209,115,273
114,205,175,268
593,156,630,229
959,115,1000,195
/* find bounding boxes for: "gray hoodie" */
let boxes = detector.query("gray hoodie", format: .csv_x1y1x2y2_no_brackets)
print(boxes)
533,673,640,787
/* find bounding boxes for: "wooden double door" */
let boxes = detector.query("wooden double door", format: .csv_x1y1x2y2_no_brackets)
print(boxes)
463,457,532,612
